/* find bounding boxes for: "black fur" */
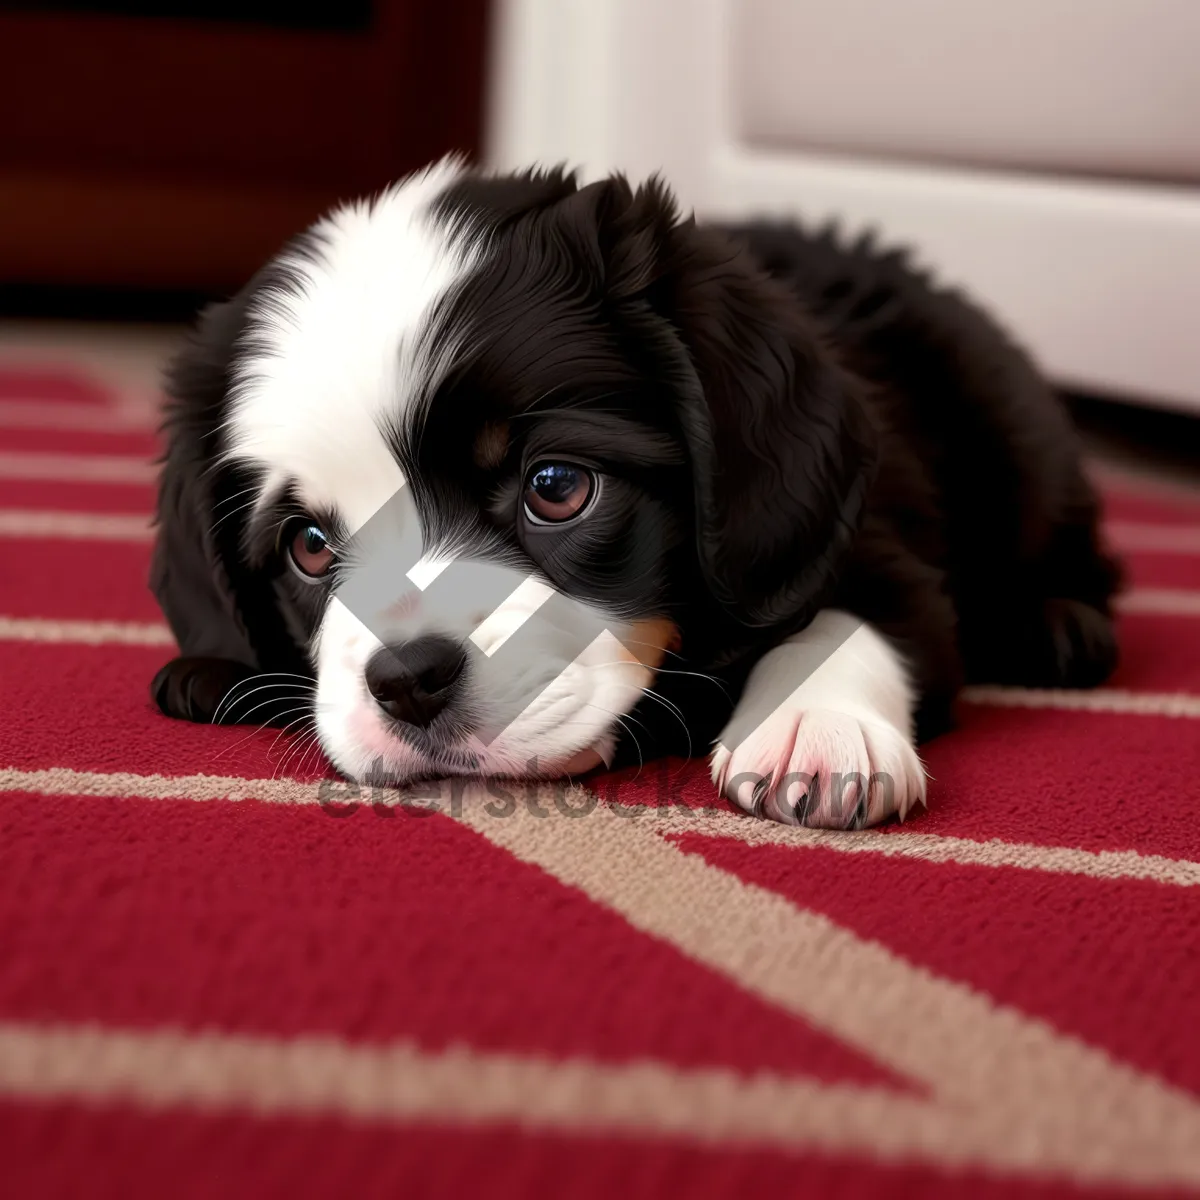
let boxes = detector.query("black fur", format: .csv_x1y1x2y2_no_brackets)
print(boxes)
150,167,1121,764
149,261,313,725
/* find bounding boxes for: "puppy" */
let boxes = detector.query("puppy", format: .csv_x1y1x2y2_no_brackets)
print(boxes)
150,160,1120,829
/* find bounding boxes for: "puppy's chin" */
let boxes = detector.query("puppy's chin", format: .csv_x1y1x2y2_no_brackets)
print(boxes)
315,701,618,786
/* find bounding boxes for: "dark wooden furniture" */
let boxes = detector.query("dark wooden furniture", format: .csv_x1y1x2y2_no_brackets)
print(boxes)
0,3,491,295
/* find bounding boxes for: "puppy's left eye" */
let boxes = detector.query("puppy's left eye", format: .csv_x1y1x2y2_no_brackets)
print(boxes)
286,520,335,580
524,463,595,524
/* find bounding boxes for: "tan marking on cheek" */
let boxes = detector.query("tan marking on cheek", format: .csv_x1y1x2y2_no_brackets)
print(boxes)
473,421,510,470
620,618,682,672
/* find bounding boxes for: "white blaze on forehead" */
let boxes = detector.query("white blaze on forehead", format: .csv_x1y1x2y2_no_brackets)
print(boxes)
224,157,476,531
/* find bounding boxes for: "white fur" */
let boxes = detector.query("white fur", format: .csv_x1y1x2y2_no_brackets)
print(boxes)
710,612,927,829
222,161,650,785
225,157,473,533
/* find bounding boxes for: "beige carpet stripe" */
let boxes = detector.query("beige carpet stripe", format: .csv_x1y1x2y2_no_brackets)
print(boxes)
1090,464,1200,504
0,400,156,432
961,685,1200,717
0,451,156,484
0,766,321,806
4,769,1200,1178
1119,587,1200,616
3,767,1199,890
0,1021,953,1163
669,809,1200,887
0,964,1195,1185
0,617,174,646
0,509,153,540
454,788,1200,1185
1107,521,1200,553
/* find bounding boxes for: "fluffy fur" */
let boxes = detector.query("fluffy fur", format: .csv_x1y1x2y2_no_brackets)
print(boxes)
149,160,1121,829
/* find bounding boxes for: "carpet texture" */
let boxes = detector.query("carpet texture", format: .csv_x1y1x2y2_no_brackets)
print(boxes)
1,358,1199,1198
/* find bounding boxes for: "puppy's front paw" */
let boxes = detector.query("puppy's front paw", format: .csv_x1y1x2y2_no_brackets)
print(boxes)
711,707,927,829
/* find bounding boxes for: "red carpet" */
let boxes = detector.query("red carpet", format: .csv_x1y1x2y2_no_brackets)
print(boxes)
2,361,1199,1197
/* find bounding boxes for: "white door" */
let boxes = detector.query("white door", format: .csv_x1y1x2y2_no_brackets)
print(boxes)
488,0,1200,412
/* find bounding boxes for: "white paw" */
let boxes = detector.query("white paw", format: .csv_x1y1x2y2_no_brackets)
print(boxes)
710,706,927,829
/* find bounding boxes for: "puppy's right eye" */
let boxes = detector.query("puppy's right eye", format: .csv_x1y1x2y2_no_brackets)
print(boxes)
287,521,334,580
523,462,595,525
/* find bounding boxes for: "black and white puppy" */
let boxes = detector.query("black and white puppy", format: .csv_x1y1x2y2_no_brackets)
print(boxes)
150,160,1120,828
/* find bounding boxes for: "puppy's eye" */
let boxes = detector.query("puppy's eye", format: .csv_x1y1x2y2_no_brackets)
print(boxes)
523,463,595,524
287,521,334,579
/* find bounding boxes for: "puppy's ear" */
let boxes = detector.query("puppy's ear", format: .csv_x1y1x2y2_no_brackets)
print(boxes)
587,178,878,629
553,173,679,300
150,295,304,721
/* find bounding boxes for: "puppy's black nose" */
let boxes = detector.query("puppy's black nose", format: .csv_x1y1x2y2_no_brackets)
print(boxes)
364,636,466,727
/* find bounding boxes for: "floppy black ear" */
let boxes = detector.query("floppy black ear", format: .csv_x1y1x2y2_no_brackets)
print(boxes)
152,300,255,661
149,294,306,721
584,177,878,630
665,224,877,629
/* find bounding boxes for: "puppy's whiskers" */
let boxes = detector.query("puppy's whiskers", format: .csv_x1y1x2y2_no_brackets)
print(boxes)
210,704,311,765
208,483,268,535
608,641,730,697
291,730,331,779
265,709,317,761
579,701,646,777
212,673,316,725
637,687,693,758
269,716,323,780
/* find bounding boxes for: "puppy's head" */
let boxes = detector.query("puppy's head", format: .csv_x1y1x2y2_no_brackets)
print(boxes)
155,160,874,781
